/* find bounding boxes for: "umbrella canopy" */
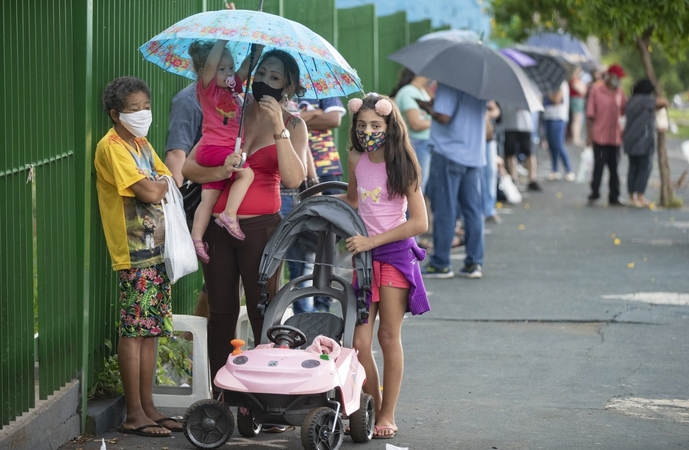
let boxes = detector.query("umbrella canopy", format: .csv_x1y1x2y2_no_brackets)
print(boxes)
512,45,572,94
419,29,481,42
525,32,595,65
388,37,543,111
500,48,536,67
139,9,363,99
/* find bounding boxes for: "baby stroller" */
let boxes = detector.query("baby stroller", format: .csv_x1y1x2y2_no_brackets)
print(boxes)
183,182,375,450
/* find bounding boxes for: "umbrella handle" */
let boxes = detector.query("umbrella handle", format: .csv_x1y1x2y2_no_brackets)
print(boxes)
233,139,246,168
235,43,261,156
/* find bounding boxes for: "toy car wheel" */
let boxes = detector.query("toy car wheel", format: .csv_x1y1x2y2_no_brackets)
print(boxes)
348,393,374,442
183,399,235,449
237,410,262,437
301,406,344,450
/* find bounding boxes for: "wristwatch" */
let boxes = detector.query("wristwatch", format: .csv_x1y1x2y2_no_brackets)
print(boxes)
273,128,290,140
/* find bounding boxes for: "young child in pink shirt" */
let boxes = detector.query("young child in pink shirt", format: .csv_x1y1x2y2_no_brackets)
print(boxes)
188,39,262,262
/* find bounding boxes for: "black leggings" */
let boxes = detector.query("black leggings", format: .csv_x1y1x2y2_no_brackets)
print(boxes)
202,213,282,380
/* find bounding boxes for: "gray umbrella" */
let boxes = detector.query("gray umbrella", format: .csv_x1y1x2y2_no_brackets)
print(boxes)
388,37,543,111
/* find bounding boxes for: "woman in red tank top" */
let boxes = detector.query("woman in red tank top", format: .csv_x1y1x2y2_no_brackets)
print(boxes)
183,50,310,382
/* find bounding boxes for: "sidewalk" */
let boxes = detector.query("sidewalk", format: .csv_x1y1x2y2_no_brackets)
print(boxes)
59,139,689,449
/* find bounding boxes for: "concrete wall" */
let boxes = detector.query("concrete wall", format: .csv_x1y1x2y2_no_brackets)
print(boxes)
0,381,80,450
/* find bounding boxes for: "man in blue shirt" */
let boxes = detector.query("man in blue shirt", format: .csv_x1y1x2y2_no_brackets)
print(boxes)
418,84,486,279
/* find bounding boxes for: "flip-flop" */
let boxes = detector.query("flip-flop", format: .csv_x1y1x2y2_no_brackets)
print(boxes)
117,424,171,437
155,417,183,432
373,425,396,439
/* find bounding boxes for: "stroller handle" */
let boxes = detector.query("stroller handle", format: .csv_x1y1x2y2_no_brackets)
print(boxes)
296,181,348,203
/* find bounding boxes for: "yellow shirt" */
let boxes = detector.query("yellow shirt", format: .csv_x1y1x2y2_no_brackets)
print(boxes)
94,128,172,270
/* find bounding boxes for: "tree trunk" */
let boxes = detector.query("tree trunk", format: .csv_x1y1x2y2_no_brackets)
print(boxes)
636,32,674,206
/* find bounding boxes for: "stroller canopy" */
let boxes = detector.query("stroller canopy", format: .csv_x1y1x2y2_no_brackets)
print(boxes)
258,195,372,291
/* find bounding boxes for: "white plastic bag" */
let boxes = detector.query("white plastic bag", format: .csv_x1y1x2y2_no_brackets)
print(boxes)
576,146,594,184
498,173,522,204
656,107,669,132
161,175,198,284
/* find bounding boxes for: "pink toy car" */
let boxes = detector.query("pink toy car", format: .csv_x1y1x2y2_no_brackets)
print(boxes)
183,183,375,450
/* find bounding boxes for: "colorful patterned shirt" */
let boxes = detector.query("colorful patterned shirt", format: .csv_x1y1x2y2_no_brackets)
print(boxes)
94,128,171,270
299,98,345,177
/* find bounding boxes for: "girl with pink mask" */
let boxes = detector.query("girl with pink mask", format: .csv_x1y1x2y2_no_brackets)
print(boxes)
342,93,430,439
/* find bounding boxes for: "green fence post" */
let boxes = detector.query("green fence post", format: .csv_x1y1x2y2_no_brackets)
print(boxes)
409,19,432,43
335,5,378,181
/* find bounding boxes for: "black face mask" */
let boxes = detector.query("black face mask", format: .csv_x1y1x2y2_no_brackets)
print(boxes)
251,81,283,102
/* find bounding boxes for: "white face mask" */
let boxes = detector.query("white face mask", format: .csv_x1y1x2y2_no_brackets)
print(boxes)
118,110,152,138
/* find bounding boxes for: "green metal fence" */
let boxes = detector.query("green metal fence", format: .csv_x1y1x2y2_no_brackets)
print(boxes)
409,19,433,43
378,12,409,98
1,0,453,431
335,4,378,179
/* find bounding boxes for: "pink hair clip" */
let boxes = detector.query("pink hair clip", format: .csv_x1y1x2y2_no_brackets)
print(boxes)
374,99,393,116
348,98,363,114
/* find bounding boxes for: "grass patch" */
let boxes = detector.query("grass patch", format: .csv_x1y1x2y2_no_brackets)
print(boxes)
668,108,689,139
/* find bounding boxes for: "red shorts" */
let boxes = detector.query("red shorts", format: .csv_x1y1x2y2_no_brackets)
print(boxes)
354,261,410,303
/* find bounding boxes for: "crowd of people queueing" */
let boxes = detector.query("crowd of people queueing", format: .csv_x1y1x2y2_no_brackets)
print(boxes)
91,30,668,441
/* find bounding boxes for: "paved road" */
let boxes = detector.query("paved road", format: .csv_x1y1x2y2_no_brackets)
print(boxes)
61,140,689,449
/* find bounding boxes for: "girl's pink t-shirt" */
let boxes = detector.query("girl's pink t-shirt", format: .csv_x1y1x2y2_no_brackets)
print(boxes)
196,74,243,148
354,151,407,236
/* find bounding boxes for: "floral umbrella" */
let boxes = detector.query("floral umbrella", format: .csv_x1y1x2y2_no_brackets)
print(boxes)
139,9,363,99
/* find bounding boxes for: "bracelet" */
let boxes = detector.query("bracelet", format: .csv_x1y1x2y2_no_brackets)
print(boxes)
307,177,319,187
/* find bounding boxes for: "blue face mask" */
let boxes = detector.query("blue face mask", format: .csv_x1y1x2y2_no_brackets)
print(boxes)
356,130,386,153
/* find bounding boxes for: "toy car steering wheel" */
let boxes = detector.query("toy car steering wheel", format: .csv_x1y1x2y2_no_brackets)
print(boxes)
266,325,307,348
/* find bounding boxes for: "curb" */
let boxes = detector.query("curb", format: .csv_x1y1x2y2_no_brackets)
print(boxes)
85,396,125,436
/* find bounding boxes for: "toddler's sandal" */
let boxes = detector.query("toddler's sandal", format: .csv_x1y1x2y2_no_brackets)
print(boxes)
215,212,246,240
192,239,210,264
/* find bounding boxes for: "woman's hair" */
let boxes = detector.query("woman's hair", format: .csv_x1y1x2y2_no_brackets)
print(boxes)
349,94,420,199
101,76,150,119
389,68,416,98
632,78,655,96
188,40,232,74
256,49,306,99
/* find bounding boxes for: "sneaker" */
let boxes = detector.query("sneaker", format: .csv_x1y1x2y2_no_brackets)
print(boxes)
458,264,482,279
565,172,576,182
422,265,454,279
527,181,542,191
608,199,627,207
546,172,562,181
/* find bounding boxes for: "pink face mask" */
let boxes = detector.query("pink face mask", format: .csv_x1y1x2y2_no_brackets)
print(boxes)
356,130,386,153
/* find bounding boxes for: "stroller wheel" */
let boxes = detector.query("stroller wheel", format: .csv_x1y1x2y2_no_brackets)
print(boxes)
348,393,375,442
183,399,235,449
237,410,262,437
301,406,344,450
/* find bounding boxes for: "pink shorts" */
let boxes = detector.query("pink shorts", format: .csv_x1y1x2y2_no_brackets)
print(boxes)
354,261,410,303
197,144,247,191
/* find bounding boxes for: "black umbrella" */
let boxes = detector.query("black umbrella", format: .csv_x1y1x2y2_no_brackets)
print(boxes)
388,37,543,111
514,45,573,94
